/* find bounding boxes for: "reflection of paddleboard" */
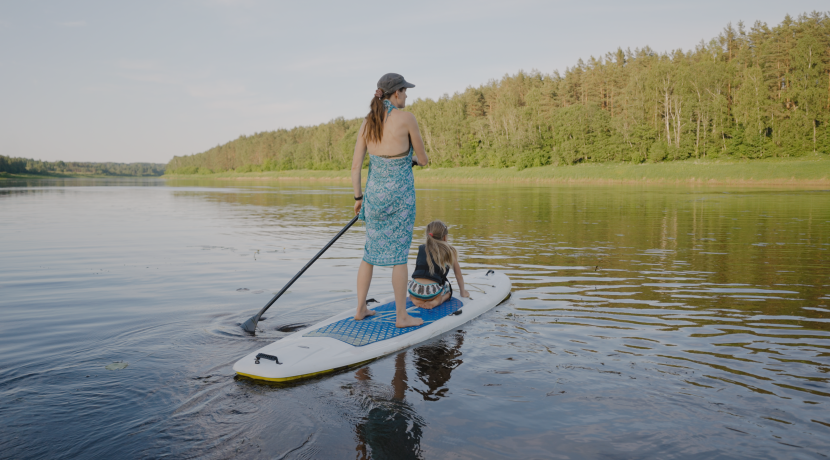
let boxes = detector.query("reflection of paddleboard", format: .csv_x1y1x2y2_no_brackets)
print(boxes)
234,270,511,382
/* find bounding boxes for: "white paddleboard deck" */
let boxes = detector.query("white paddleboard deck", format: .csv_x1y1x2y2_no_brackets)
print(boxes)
233,269,511,382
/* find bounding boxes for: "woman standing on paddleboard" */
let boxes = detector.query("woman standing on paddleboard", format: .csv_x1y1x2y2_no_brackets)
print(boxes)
351,73,429,328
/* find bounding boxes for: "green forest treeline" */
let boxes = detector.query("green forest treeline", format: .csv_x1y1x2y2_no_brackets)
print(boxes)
167,13,830,174
0,155,165,177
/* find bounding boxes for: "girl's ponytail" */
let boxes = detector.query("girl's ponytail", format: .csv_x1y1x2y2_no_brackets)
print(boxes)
424,221,457,275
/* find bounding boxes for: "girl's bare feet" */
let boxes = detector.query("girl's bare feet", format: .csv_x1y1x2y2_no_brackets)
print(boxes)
410,297,426,308
420,298,439,309
354,305,376,320
410,296,441,310
416,293,449,310
396,314,423,328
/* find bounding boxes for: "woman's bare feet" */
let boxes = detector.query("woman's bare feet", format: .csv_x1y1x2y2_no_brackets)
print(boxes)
354,305,376,320
396,313,423,328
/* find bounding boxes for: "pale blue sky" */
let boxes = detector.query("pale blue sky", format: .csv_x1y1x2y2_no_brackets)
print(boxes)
1,1,827,163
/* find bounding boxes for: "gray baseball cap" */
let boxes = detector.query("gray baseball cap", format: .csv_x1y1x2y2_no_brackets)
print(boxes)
377,73,415,94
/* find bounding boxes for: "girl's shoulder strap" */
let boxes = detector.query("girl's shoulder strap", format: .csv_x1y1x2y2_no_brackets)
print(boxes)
415,244,427,266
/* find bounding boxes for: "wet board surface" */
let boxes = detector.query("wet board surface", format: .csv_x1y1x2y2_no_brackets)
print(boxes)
233,270,511,382
303,297,463,346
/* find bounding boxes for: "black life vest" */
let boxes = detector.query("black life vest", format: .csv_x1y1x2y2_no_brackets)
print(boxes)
411,244,449,285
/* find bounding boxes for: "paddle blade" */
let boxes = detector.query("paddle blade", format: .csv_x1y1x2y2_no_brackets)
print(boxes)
241,315,259,333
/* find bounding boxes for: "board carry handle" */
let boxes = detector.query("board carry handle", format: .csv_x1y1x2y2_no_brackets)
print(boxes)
255,353,282,365
241,215,360,334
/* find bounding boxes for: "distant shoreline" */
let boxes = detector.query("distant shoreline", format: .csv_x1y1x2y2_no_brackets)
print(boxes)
161,157,830,187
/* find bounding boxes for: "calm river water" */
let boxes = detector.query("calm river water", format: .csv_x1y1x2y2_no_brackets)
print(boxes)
1,178,829,459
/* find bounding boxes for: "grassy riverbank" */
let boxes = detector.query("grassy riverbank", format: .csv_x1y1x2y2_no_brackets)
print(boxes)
162,156,830,186
0,172,45,180
0,172,149,180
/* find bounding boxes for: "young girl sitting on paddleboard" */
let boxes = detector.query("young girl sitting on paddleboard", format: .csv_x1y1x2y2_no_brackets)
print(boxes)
408,221,469,309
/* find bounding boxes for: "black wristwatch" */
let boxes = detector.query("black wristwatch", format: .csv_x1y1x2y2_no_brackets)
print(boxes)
355,195,363,201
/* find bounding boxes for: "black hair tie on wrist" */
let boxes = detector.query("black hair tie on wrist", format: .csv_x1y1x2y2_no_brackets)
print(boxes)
355,195,363,201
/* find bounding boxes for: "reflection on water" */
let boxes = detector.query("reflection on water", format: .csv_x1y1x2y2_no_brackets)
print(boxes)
353,354,423,460
0,177,828,458
351,334,464,459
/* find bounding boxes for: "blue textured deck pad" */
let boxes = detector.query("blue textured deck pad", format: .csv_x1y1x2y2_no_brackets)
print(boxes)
303,297,463,347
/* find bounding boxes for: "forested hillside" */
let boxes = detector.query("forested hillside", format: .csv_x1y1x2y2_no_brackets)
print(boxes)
167,12,830,174
0,155,165,177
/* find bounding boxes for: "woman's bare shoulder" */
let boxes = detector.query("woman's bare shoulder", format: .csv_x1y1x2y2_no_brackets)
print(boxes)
394,110,418,127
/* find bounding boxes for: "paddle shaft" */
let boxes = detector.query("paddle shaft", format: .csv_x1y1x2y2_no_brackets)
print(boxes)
241,215,359,333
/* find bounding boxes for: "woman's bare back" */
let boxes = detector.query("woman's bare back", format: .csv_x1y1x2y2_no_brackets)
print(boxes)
365,109,412,158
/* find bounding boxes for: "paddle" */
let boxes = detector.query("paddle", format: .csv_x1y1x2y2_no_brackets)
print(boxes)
241,215,360,333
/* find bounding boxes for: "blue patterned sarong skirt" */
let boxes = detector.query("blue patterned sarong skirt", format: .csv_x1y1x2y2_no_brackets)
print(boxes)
358,150,416,267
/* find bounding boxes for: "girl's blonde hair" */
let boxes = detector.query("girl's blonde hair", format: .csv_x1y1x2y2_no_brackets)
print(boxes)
424,220,457,275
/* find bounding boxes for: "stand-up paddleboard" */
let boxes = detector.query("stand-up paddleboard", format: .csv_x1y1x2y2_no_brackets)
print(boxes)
234,269,510,382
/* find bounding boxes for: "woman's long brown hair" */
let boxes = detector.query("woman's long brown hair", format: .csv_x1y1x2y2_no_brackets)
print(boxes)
363,91,393,144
